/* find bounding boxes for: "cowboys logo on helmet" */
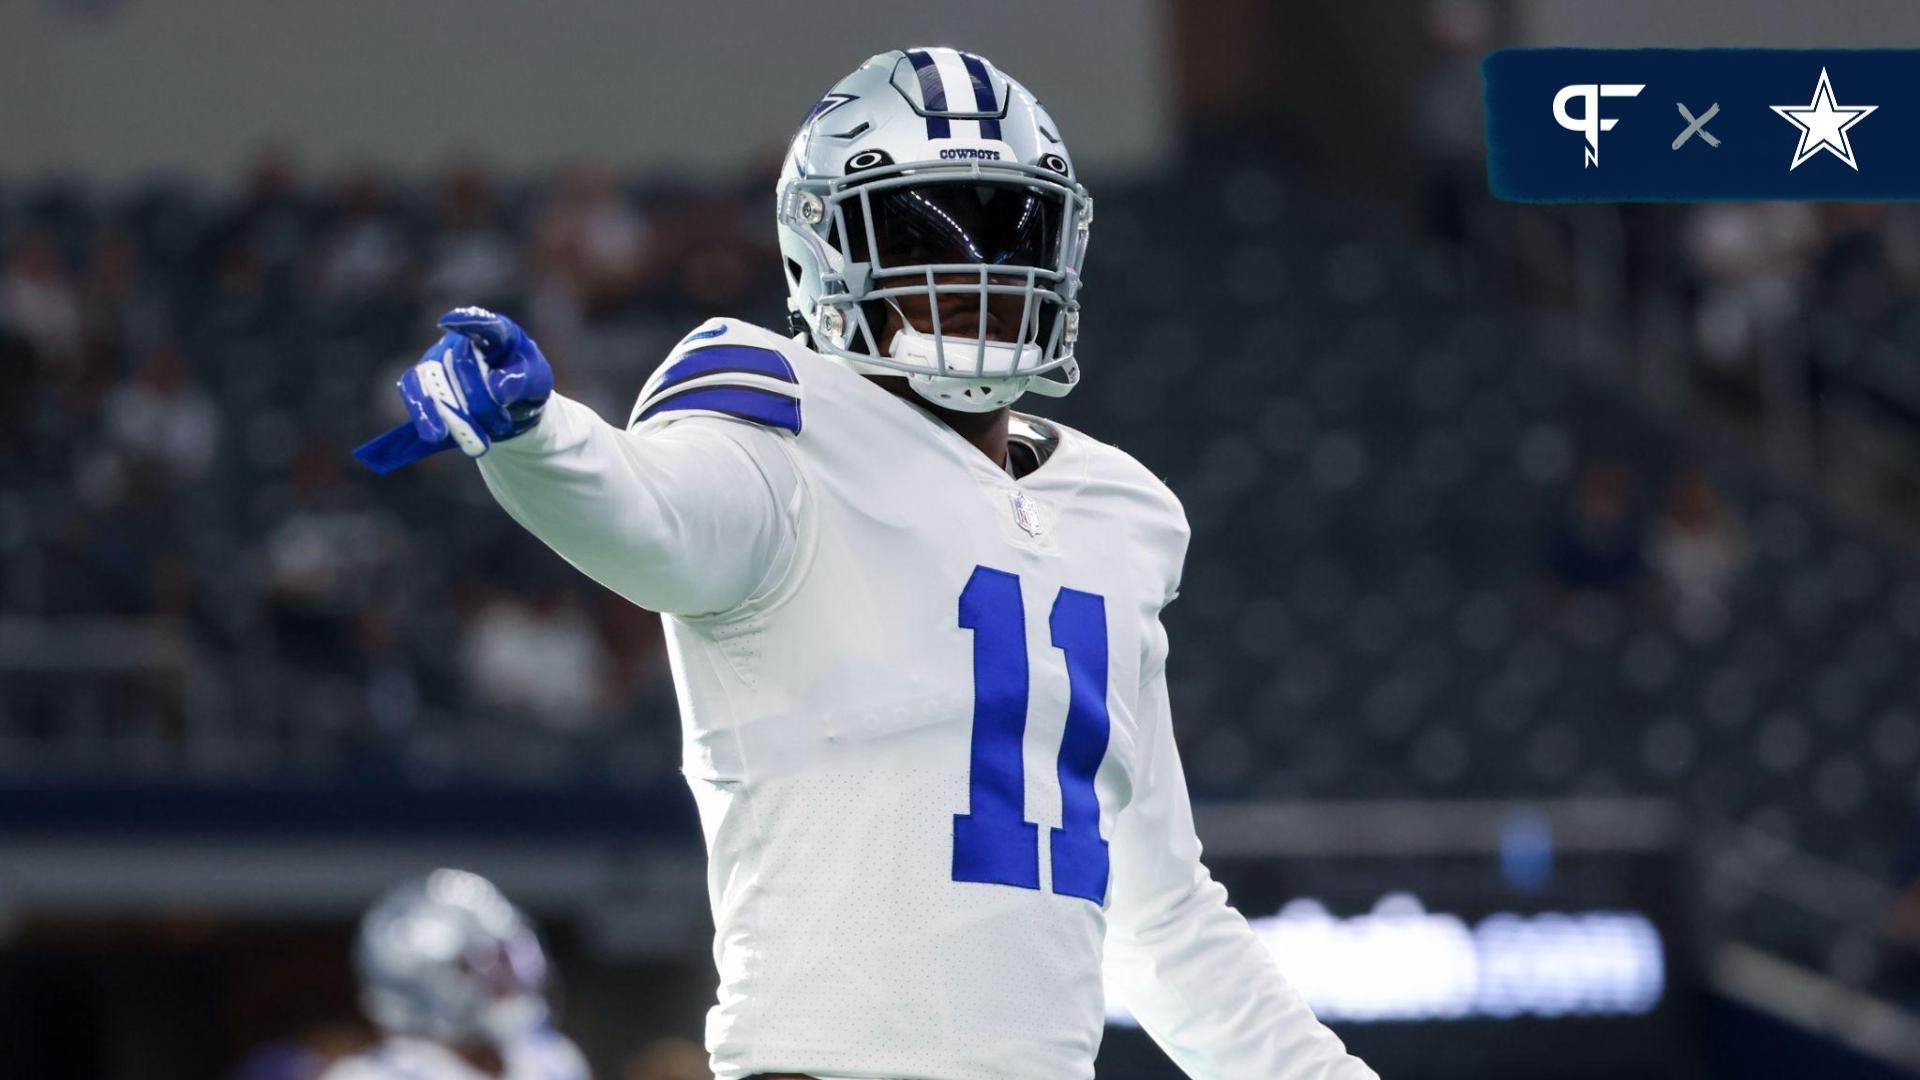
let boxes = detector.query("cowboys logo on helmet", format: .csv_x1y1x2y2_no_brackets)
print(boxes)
777,47,1093,413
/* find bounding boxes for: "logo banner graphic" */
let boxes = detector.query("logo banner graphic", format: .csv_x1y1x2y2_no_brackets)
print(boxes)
1484,49,1918,202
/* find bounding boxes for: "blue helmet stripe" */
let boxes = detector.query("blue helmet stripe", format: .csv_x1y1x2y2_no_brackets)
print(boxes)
959,53,1002,141
637,385,802,434
905,49,952,139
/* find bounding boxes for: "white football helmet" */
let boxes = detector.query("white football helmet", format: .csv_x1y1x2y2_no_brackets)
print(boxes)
354,868,551,1045
777,48,1093,412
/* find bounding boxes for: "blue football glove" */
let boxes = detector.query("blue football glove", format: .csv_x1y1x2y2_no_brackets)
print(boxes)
355,307,553,474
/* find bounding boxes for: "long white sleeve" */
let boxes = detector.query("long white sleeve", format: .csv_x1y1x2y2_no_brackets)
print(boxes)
474,393,801,617
1104,649,1377,1080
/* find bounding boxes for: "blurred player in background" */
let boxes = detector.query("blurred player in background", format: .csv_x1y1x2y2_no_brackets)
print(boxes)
322,869,591,1080
361,48,1374,1079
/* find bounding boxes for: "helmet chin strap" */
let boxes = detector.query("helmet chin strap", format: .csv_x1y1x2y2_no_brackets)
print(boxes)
888,324,1040,413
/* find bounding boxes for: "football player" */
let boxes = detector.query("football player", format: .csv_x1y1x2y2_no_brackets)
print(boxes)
360,47,1375,1080
321,869,591,1080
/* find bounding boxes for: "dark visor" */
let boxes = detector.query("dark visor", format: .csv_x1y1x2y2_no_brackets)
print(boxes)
847,182,1063,270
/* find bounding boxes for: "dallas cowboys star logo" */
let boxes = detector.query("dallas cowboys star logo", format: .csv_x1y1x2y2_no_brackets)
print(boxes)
1771,68,1877,171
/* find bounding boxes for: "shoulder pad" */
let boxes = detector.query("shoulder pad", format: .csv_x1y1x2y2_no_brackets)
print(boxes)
628,319,803,435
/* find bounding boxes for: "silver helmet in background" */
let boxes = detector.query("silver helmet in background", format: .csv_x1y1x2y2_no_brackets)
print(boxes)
354,868,551,1045
776,47,1093,413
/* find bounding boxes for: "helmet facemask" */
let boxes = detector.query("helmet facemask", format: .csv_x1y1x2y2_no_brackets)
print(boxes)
783,160,1091,412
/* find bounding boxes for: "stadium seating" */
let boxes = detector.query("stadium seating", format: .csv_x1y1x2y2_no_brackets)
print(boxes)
1,161,1916,901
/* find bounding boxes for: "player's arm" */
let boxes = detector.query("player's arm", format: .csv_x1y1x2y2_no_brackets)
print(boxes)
478,395,796,616
369,308,799,617
1104,618,1377,1080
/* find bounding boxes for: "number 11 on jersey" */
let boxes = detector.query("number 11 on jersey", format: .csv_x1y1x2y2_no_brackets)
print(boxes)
953,565,1111,903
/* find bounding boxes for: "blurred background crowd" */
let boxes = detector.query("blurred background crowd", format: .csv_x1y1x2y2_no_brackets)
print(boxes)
0,150,773,783
9,1,1920,1078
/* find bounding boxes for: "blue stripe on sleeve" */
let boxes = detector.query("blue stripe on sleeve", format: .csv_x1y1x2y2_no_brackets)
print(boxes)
637,385,802,435
959,53,1002,141
655,344,797,394
906,49,952,139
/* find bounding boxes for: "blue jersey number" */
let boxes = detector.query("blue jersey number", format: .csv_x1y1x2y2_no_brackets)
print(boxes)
952,565,1112,902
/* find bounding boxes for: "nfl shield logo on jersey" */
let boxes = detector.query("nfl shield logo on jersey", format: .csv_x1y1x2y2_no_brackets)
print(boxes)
1010,490,1044,537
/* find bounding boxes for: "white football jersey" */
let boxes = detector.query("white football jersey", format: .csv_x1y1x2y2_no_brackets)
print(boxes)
319,1028,589,1080
476,319,1373,1080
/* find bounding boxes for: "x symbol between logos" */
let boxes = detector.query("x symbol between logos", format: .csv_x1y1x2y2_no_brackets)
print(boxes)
1673,102,1721,149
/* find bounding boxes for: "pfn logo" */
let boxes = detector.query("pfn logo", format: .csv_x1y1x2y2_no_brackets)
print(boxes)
1552,83,1645,167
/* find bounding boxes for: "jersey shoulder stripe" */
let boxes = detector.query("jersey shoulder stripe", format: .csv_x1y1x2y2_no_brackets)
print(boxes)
637,383,802,433
656,342,799,393
630,326,803,435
